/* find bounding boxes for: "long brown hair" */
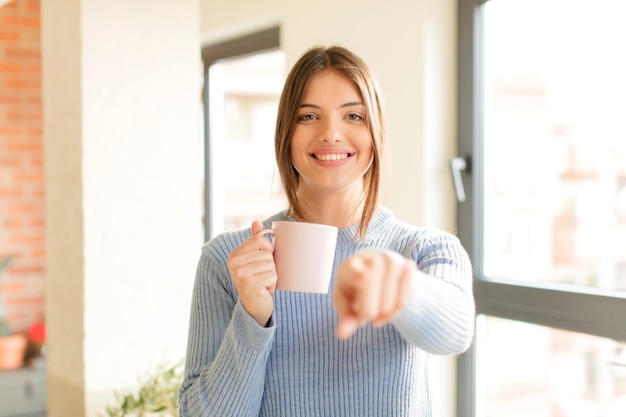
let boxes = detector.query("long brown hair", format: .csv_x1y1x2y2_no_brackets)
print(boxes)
275,45,386,240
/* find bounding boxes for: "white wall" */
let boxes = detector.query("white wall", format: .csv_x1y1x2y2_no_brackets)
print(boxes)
41,0,460,415
43,0,203,415
200,1,459,416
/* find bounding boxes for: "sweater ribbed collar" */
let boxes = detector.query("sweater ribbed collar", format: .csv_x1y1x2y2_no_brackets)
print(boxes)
267,206,393,244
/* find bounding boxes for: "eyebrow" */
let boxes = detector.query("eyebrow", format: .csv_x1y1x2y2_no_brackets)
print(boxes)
299,101,364,109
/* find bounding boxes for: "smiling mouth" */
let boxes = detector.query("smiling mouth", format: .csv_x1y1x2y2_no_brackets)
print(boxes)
312,153,352,161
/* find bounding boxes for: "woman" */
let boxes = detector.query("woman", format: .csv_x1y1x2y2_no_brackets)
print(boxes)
179,45,475,417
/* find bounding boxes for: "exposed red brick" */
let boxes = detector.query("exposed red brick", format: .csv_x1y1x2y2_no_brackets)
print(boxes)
0,187,23,198
21,63,40,73
5,264,45,274
5,77,41,90
0,0,44,332
2,218,26,228
0,126,24,136
24,0,39,13
0,62,21,72
0,14,40,29
7,203,41,213
0,92,22,104
0,29,20,42
11,171,43,183
30,155,43,166
0,155,23,168
0,281,26,292
10,296,46,306
29,217,44,227
6,109,42,122
5,44,40,59
6,140,42,152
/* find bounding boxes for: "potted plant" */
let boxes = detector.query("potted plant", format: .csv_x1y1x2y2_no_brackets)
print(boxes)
101,360,184,417
0,255,28,370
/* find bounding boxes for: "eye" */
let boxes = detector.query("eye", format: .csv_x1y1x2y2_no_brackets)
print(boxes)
347,112,364,122
297,113,317,122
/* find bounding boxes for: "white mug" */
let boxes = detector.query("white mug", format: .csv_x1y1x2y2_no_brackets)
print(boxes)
259,221,338,294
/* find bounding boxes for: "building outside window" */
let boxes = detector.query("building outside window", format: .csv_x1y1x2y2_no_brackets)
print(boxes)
457,1,626,416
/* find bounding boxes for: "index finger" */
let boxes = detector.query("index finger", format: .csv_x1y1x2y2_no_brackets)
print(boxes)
333,261,361,340
352,253,385,322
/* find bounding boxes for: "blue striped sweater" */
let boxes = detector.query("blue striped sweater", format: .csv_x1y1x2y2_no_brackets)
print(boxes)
179,206,475,416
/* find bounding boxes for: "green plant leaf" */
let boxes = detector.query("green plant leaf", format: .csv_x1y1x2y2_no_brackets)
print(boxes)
0,256,13,274
100,359,184,417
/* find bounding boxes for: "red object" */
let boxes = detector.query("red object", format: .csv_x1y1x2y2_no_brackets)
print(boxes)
27,322,45,343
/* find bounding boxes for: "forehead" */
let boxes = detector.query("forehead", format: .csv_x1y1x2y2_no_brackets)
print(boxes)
301,69,363,102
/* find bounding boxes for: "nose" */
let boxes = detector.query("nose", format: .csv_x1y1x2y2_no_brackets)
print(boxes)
319,117,342,143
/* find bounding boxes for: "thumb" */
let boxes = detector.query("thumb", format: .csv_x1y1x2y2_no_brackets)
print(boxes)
251,220,265,235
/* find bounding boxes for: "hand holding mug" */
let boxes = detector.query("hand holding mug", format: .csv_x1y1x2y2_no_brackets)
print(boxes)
227,221,277,327
333,251,417,339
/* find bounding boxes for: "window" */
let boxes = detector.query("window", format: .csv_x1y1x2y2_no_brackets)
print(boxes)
202,28,287,239
478,317,626,416
457,1,626,415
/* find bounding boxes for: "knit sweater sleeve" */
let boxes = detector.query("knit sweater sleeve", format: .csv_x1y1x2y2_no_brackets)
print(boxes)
391,231,475,355
178,240,276,417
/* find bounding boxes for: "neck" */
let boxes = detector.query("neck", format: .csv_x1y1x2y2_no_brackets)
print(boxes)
291,187,365,229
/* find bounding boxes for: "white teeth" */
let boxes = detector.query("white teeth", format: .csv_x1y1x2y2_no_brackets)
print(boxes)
314,153,349,161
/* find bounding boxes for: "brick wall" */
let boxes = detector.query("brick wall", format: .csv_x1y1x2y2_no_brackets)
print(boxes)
0,0,44,333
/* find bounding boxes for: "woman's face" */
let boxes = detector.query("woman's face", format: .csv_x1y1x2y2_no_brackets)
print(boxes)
290,70,374,197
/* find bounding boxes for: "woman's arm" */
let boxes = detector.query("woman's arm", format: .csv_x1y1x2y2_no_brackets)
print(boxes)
333,230,475,354
178,246,276,417
392,232,475,354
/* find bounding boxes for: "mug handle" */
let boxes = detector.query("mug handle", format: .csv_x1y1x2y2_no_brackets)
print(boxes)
257,228,275,244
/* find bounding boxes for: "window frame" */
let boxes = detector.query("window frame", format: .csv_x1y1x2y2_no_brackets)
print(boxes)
455,0,626,415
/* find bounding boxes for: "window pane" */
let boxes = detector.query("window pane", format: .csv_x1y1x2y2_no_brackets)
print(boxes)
477,316,626,417
482,0,626,289
208,50,287,236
